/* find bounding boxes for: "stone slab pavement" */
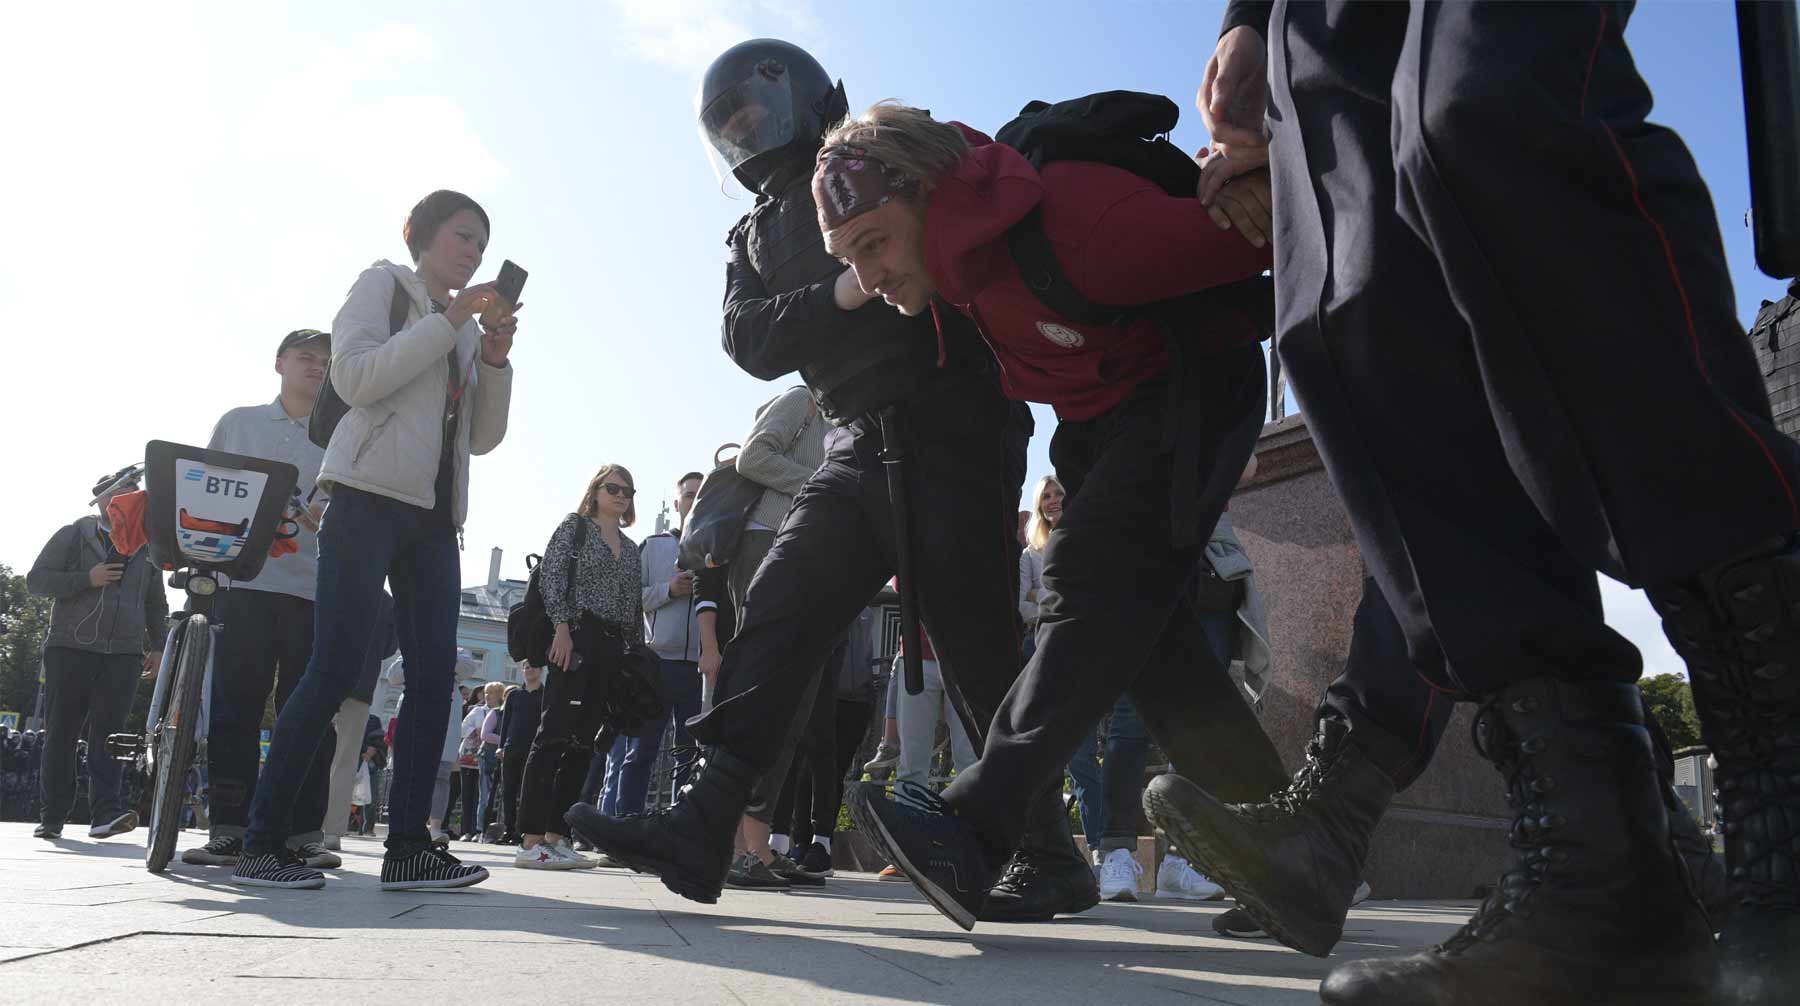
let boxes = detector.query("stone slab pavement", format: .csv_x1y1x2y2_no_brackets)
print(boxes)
0,824,1476,1005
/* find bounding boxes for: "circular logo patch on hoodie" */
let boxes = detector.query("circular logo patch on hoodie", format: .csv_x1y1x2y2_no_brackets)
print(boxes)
1036,321,1085,348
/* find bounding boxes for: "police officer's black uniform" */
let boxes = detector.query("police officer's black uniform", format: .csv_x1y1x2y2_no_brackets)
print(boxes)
567,39,1094,919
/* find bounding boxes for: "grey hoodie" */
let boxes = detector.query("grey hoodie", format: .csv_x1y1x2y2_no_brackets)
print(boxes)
28,515,169,656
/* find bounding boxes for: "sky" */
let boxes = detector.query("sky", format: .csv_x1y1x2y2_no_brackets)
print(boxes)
0,0,1788,681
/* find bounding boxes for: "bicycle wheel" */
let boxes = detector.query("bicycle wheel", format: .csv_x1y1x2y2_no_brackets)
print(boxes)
146,615,209,873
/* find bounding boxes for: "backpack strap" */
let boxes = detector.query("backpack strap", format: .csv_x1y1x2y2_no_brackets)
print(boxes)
1004,208,1127,328
566,517,589,614
388,275,411,336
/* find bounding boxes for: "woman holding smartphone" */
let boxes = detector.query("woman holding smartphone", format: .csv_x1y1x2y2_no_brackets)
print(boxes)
514,465,646,870
232,189,517,891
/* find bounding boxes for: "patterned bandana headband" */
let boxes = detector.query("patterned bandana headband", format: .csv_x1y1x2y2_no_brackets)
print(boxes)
813,145,911,232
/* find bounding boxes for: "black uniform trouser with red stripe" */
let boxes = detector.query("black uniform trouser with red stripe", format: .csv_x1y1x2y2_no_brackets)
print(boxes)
1270,0,1800,726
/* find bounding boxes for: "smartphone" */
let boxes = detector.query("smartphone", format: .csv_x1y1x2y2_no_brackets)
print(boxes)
494,260,528,308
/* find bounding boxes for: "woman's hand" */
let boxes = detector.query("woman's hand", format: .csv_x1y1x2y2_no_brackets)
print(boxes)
479,300,521,367
444,283,500,330
548,623,574,671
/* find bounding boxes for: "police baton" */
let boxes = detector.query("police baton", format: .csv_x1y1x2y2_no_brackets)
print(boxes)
879,406,926,696
1738,0,1800,279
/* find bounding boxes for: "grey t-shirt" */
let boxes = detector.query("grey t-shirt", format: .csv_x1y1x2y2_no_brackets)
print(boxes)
207,398,325,600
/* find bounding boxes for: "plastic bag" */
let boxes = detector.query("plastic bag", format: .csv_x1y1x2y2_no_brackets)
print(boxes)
351,762,372,806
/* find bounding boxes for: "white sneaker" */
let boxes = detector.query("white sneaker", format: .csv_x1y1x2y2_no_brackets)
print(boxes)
515,842,580,870
1156,854,1224,901
557,838,598,869
1352,880,1372,905
1097,848,1142,902
88,811,138,839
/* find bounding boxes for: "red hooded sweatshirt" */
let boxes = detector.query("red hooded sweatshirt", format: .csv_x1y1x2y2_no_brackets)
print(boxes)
925,125,1272,421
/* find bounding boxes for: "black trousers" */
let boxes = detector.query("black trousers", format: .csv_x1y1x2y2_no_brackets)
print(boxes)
457,765,478,835
207,589,331,836
500,749,526,836
1320,578,1455,790
516,620,623,836
39,647,141,826
691,374,1071,839
943,347,1292,852
1269,0,1800,709
772,665,869,845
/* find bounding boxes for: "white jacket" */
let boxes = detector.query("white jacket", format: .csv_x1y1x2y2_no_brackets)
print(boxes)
319,261,513,526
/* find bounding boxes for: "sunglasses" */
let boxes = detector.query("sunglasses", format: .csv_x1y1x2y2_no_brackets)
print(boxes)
600,482,636,499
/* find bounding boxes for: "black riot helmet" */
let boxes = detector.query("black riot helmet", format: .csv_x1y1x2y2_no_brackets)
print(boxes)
697,39,848,195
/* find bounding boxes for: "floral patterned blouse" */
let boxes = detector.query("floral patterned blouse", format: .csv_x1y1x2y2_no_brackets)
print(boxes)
540,513,643,642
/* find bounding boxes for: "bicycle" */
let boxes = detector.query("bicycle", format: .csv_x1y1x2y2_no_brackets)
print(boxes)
106,440,299,873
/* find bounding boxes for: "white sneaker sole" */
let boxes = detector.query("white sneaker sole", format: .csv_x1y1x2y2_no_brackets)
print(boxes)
233,874,326,890
515,858,582,870
381,867,490,891
1159,887,1225,901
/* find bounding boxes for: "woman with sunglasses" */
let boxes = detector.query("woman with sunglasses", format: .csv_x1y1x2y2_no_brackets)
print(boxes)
514,465,644,870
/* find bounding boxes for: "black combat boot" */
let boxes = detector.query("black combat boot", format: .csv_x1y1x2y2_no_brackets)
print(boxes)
1141,715,1395,956
980,785,1100,922
1319,677,1718,1006
1651,539,1800,1005
563,746,757,905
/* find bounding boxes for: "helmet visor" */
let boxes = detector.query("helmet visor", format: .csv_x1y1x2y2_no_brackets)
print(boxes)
698,69,799,187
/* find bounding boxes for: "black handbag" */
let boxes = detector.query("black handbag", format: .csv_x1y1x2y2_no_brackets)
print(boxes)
506,517,588,665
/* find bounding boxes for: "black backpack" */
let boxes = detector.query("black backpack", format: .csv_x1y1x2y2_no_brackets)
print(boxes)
677,444,765,574
1750,280,1800,438
309,275,412,449
506,517,589,665
994,90,1274,340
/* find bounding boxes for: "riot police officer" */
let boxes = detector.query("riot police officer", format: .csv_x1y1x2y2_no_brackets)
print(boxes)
566,39,1096,921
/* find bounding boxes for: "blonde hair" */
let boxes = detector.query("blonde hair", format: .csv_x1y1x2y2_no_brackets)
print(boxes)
820,101,969,196
483,681,506,708
577,463,636,527
1026,475,1064,551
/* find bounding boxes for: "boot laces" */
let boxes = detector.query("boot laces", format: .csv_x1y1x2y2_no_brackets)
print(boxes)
1666,580,1800,906
992,855,1041,895
1246,728,1335,820
1442,695,1564,953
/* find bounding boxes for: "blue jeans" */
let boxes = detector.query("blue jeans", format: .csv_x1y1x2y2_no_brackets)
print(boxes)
477,747,499,832
594,736,628,813
1066,609,1237,852
616,657,703,815
245,487,460,855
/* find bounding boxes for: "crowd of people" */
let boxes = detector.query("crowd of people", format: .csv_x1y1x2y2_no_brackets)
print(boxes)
17,6,1800,1004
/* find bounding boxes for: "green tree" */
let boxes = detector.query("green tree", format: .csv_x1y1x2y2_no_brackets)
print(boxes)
1639,672,1703,750
1,563,54,725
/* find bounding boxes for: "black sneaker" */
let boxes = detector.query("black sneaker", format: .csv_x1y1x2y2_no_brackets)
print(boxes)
769,852,828,886
182,834,243,866
726,852,791,889
380,843,490,891
32,822,62,840
847,781,998,931
232,848,326,890
798,841,834,876
1214,906,1268,938
88,810,139,839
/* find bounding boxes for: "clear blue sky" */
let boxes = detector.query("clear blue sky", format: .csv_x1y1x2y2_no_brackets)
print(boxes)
0,0,1784,678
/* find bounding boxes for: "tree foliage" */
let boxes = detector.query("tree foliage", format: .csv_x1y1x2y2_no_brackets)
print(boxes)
1639,672,1703,750
1,564,54,725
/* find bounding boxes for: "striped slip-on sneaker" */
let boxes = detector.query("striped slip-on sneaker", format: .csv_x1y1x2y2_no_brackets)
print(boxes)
232,849,326,890
380,842,490,891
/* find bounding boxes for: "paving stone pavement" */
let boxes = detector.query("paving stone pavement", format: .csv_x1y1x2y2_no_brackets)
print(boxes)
0,823,1477,1005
